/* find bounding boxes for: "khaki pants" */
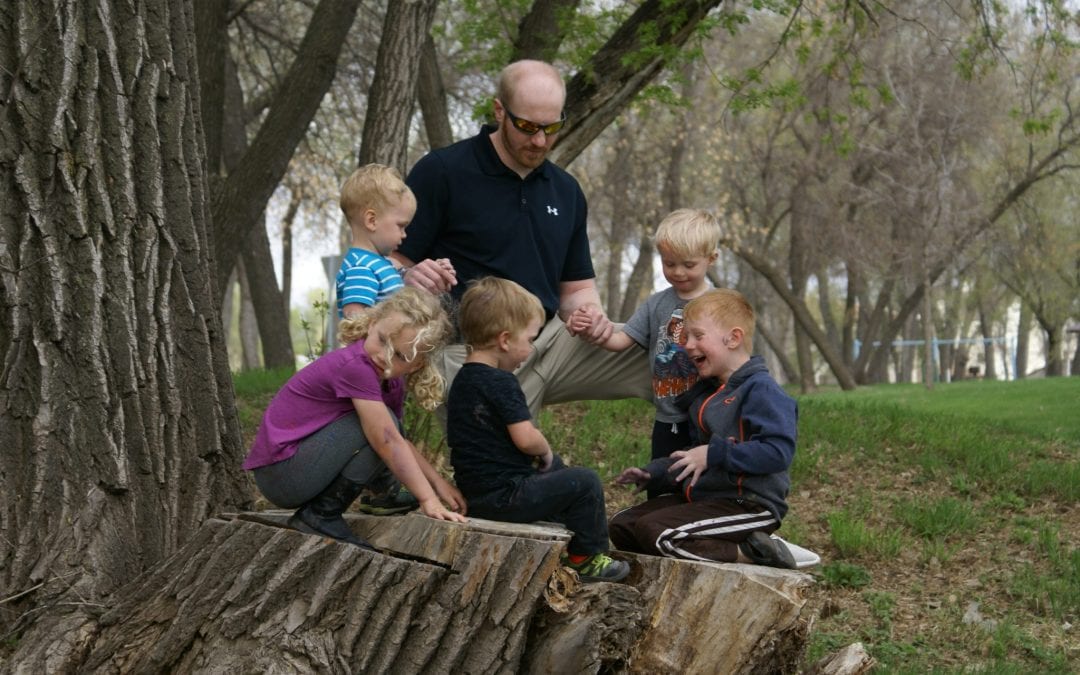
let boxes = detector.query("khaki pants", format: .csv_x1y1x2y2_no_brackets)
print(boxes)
440,316,653,420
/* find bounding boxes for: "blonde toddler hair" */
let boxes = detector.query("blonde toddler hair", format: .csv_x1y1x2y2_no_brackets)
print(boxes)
654,208,721,259
458,277,545,350
683,288,756,352
339,163,416,227
338,287,451,410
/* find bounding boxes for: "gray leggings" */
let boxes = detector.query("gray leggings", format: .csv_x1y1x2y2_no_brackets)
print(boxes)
252,412,394,509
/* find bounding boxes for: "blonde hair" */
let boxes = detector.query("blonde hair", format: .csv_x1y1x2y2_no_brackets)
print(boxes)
458,277,545,350
338,288,451,410
654,209,721,259
339,163,416,227
683,288,756,352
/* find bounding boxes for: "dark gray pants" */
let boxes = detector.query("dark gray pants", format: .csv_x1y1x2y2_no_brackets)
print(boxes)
465,455,610,556
252,413,393,509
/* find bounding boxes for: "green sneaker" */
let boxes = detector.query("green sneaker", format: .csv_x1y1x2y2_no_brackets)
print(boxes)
564,552,630,583
355,482,419,515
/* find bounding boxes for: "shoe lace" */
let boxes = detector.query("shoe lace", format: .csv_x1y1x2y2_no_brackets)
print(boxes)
577,553,615,575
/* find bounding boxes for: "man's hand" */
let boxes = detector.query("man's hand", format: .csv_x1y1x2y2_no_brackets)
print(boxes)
670,445,709,487
615,467,651,492
402,257,457,294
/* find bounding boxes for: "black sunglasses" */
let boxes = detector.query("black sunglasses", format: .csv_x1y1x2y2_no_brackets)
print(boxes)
503,104,567,136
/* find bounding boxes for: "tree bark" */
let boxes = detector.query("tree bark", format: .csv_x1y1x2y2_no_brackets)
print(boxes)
280,186,303,313
220,51,295,370
76,513,813,673
512,0,582,63
417,35,455,151
552,0,724,167
977,298,999,380
1016,302,1032,378
241,220,295,369
236,257,262,371
358,0,437,172
194,0,227,176
0,0,249,661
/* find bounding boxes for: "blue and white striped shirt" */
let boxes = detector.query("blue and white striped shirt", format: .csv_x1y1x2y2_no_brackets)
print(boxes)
335,248,403,317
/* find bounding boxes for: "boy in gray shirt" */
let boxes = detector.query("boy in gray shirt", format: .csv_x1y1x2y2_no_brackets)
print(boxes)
569,209,721,496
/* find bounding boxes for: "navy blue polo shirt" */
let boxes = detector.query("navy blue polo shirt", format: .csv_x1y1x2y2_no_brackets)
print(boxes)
401,125,595,319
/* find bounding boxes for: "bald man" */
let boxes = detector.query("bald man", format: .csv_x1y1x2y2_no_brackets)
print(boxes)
394,60,651,418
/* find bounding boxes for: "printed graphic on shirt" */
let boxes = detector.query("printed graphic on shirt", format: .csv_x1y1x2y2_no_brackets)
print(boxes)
653,307,698,399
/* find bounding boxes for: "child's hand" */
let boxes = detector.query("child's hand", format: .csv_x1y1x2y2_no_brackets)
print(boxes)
615,467,651,492
419,496,467,523
435,481,468,516
566,306,593,336
537,450,554,472
669,445,709,486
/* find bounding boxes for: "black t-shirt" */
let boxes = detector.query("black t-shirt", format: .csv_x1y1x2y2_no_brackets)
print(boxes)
402,126,594,320
447,362,535,497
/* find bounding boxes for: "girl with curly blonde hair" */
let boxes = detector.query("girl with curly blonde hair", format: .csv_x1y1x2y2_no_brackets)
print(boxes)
243,288,466,549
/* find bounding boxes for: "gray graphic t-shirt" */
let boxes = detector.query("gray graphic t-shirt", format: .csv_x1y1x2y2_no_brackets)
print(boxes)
621,287,700,423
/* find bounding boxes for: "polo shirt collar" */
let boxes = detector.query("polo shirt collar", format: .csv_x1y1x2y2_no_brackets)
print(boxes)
475,123,551,180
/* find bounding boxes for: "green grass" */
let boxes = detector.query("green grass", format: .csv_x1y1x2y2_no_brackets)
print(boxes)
811,378,1080,443
798,380,1080,502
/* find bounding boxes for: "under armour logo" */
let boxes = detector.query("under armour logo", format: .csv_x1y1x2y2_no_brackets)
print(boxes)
546,205,558,216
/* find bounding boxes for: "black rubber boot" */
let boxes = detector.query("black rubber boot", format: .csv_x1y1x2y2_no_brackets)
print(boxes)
289,474,376,551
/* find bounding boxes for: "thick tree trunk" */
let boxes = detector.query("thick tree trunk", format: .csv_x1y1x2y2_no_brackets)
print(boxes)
417,35,455,151
280,187,303,313
511,0,582,62
242,221,295,369
1070,332,1080,377
0,0,249,661
236,257,262,371
212,0,362,292
977,303,999,380
223,54,295,370
1037,318,1065,377
757,320,800,384
1016,302,1032,378
620,228,656,322
75,514,812,673
358,0,437,172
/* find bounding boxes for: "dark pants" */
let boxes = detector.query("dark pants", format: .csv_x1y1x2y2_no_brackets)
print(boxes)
609,494,779,563
649,420,693,498
252,413,393,509
465,455,609,556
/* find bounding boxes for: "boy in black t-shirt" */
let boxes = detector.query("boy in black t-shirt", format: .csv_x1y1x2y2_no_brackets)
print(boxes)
447,277,629,583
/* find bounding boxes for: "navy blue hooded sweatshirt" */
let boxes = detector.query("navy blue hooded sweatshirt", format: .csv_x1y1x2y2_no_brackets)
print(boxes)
641,355,798,521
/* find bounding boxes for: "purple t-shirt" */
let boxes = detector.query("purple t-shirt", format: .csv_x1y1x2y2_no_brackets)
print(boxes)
242,339,404,470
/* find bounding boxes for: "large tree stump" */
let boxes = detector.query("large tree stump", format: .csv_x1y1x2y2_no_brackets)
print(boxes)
78,512,812,673
524,551,813,673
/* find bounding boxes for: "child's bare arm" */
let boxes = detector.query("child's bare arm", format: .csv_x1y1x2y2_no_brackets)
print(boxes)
569,307,637,352
599,331,637,351
354,398,466,522
508,420,554,470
